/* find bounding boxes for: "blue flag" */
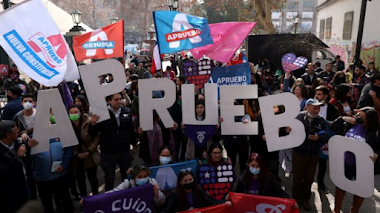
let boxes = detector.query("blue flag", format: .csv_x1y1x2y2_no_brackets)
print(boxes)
150,160,198,190
83,184,155,213
153,11,213,54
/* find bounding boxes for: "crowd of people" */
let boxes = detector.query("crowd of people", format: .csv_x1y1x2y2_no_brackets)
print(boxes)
1,54,380,213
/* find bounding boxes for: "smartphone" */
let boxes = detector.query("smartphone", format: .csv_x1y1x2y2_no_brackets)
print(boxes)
309,129,316,135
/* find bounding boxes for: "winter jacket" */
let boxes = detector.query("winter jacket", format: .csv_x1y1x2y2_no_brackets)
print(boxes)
358,82,380,108
294,111,329,155
235,171,289,198
107,177,165,207
88,106,137,153
2,97,23,120
162,186,224,213
13,109,35,136
30,138,74,181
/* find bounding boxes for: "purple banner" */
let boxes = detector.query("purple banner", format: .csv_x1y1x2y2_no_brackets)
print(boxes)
184,125,217,147
83,184,155,213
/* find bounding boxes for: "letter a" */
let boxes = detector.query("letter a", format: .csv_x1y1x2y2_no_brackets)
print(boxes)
170,14,202,48
32,89,78,155
86,29,113,56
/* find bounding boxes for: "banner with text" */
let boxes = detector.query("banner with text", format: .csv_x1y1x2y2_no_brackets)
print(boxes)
150,160,198,190
229,192,299,213
178,204,230,213
83,184,155,213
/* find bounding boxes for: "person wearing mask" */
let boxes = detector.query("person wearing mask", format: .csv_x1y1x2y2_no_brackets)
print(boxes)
314,86,339,194
292,99,328,211
2,86,24,120
357,73,380,108
157,146,173,166
332,55,345,71
89,92,137,191
13,94,36,142
163,171,231,212
319,62,335,83
235,153,289,198
331,71,347,89
107,164,166,208
351,65,368,106
331,107,380,213
0,120,34,213
69,105,99,197
301,63,318,89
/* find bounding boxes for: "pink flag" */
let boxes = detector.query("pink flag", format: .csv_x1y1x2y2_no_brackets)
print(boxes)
190,22,256,63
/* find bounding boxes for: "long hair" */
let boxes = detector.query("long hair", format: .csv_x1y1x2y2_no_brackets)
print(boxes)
244,153,270,193
293,84,308,99
75,95,90,115
290,78,305,92
176,171,203,210
359,107,379,133
334,84,351,103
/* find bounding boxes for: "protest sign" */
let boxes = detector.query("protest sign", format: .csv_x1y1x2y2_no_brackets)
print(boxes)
32,89,78,155
190,22,256,63
281,53,308,72
197,163,235,200
229,192,299,213
83,184,155,213
182,83,218,125
208,63,251,87
178,204,230,213
0,64,8,76
329,135,374,198
153,11,213,54
150,160,197,190
183,125,217,147
73,20,124,61
0,0,79,86
183,59,214,89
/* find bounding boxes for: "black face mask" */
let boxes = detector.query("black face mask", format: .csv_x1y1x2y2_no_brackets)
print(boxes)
336,76,346,84
182,181,194,190
355,115,365,125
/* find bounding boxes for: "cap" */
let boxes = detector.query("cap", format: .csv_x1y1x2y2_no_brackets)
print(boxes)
306,98,324,106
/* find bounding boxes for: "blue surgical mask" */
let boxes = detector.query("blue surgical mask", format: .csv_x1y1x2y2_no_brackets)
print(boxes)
159,156,171,165
249,167,260,175
136,177,149,186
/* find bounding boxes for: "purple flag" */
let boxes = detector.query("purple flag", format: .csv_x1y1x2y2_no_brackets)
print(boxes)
184,125,217,147
83,184,155,213
61,81,73,109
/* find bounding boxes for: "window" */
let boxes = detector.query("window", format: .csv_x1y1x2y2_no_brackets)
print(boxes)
325,17,332,39
301,21,313,30
287,1,299,9
272,21,281,31
272,12,282,19
303,1,314,9
302,12,314,19
319,19,325,39
343,11,354,40
287,12,298,19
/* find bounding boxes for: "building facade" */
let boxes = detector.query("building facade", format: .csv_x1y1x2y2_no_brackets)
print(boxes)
272,0,318,34
316,0,380,69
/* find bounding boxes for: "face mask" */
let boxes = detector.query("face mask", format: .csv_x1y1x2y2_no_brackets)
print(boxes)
355,115,365,125
23,102,33,110
136,177,149,186
159,156,171,165
49,115,56,124
307,112,318,118
182,181,194,190
10,74,19,80
249,167,260,175
69,113,80,121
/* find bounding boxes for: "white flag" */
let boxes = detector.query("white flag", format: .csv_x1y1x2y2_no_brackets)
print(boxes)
0,0,79,86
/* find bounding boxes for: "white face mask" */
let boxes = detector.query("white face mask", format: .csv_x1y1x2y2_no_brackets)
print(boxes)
23,102,33,110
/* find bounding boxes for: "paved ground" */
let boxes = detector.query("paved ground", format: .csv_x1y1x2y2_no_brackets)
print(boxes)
72,152,380,213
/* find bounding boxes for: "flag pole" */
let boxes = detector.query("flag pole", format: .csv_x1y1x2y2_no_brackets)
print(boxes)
122,20,126,69
153,11,163,78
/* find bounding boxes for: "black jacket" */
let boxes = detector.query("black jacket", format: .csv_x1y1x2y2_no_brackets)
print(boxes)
162,187,224,213
357,83,380,108
88,106,137,153
326,103,339,122
294,111,329,155
301,73,318,86
0,142,29,213
235,171,289,198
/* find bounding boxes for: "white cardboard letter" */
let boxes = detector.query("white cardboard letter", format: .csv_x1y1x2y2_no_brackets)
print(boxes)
258,93,306,152
32,89,78,155
139,78,175,130
220,85,258,135
329,135,374,198
79,59,126,123
182,83,218,125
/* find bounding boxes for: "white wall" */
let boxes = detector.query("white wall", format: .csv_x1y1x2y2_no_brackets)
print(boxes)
316,0,380,67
